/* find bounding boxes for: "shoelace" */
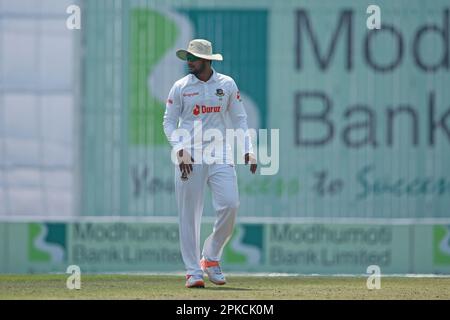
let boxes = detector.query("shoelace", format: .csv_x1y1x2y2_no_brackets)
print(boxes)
210,265,222,275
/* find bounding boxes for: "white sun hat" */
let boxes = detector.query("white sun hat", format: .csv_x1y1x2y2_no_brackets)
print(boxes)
176,39,223,61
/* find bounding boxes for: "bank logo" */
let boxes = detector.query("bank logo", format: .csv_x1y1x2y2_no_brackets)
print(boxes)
224,224,264,265
433,225,450,265
130,8,268,146
28,223,67,263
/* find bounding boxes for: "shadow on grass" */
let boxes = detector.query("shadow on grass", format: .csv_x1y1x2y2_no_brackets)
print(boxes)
201,287,253,291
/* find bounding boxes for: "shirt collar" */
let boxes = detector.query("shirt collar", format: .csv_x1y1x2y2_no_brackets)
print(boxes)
210,68,218,83
189,68,218,84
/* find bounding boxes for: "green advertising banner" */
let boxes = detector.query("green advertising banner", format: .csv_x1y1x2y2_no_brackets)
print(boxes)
81,0,450,219
1,222,449,274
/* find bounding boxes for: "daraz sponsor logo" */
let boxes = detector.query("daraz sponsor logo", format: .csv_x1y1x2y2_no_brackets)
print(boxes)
193,104,221,116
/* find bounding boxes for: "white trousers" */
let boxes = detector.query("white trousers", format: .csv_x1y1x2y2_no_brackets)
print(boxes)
175,163,239,277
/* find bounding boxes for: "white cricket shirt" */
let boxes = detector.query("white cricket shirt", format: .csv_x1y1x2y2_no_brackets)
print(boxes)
163,69,254,164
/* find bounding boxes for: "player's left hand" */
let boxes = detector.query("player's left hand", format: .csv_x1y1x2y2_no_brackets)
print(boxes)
244,153,257,174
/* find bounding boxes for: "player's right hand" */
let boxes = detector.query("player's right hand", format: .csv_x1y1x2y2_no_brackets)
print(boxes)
245,153,257,174
177,149,194,175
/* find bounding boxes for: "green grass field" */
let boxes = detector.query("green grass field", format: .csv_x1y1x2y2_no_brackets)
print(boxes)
1,275,450,300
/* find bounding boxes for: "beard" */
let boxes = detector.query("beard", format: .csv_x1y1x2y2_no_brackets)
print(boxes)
189,61,206,76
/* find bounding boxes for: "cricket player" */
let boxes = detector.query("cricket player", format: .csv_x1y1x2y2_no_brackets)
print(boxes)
163,39,257,288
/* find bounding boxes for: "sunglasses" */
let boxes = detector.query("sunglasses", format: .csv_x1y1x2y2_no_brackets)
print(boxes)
186,54,200,62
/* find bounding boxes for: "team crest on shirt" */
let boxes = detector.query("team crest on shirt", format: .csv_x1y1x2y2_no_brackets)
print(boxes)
215,88,225,97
